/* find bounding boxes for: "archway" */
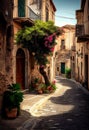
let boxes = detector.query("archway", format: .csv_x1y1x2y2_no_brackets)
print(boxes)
16,48,25,90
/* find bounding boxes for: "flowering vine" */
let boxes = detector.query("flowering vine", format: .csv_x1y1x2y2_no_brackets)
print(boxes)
16,20,61,86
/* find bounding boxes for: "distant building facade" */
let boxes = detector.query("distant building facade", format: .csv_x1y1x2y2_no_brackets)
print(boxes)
75,0,89,90
55,25,75,77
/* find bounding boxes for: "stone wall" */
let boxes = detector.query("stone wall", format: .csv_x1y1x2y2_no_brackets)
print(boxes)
0,72,10,112
0,0,14,113
31,65,43,83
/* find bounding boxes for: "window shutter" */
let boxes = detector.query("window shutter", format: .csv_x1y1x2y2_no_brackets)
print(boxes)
18,0,25,17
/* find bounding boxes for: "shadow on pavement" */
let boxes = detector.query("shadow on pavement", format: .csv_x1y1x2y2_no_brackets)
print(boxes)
0,110,32,129
34,79,89,130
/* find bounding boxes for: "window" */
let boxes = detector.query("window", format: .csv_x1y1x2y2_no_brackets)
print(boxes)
52,11,54,20
57,67,59,71
87,1,89,21
46,7,49,21
18,0,25,17
81,47,83,58
73,56,74,61
46,0,49,8
37,0,42,9
60,39,65,49
81,62,82,75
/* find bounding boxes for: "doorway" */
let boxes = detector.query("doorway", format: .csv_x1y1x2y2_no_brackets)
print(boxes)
85,55,88,89
16,49,25,90
61,62,65,74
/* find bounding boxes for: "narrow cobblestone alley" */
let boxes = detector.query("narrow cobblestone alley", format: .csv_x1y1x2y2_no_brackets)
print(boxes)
31,77,89,130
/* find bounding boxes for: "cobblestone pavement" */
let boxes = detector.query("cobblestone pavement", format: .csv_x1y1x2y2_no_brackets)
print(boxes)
31,77,89,130
0,77,89,130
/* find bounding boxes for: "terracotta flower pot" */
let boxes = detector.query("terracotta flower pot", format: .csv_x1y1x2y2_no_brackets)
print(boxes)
38,90,43,94
5,108,18,118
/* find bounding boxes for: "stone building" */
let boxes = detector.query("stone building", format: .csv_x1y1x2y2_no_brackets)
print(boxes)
29,0,56,22
0,0,56,112
75,0,89,90
55,25,75,77
13,0,56,90
13,0,34,90
0,0,14,111
29,0,56,81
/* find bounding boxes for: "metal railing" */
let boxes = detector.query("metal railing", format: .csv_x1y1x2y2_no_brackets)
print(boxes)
76,24,84,37
14,5,41,20
27,6,40,20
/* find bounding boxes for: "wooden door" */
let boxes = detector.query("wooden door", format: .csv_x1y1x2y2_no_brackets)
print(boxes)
16,49,25,90
61,62,65,74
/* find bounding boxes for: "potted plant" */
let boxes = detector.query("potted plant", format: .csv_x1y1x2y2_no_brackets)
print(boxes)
1,83,23,119
37,83,46,94
46,80,57,93
31,77,40,90
65,68,71,79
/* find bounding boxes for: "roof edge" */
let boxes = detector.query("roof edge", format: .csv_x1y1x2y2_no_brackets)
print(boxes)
50,0,56,11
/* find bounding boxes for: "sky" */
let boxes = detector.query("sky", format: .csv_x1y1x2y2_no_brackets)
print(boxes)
53,0,81,27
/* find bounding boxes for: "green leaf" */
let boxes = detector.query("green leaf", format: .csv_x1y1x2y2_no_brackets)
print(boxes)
15,20,61,66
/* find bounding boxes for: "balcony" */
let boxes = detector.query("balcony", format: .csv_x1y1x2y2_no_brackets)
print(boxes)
76,24,89,42
13,5,41,26
76,24,84,37
13,5,40,22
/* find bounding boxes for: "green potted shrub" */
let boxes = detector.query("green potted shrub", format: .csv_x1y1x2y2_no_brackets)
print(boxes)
46,80,57,93
65,68,71,79
37,83,46,94
31,77,40,90
2,83,23,119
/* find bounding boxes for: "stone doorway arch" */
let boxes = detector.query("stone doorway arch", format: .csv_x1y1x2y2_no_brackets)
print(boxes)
16,48,25,90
